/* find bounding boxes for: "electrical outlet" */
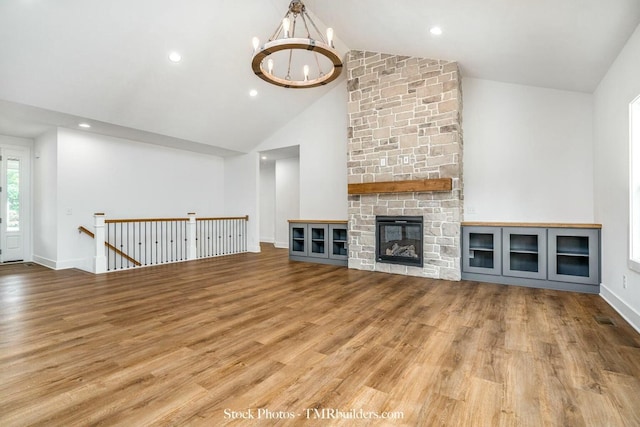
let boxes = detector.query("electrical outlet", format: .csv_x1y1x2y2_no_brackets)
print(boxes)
403,155,410,164
380,157,386,167
623,275,627,289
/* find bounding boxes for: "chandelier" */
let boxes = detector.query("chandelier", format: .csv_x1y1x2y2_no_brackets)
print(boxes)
251,0,343,89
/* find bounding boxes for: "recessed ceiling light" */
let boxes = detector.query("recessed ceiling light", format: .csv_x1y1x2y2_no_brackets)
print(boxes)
168,51,182,63
430,26,443,36
261,156,267,160
78,123,91,128
250,89,258,97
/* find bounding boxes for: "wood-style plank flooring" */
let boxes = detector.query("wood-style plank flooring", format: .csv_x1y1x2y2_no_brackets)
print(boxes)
1,245,640,426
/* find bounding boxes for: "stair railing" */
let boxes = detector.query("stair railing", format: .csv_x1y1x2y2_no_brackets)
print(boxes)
80,213,249,273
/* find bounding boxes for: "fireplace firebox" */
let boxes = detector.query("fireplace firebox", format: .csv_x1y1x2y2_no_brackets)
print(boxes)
376,216,424,267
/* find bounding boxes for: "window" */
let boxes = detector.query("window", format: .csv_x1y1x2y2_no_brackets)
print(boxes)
6,158,20,232
630,95,640,272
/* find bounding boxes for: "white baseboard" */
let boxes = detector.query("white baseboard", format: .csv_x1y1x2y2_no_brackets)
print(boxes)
600,284,640,334
248,245,261,253
274,241,289,249
260,238,275,244
32,255,57,270
32,255,92,271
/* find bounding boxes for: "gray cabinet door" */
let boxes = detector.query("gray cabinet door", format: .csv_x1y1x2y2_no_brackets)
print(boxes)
502,227,547,279
548,228,599,285
289,223,307,256
329,224,348,260
308,224,329,259
462,226,502,275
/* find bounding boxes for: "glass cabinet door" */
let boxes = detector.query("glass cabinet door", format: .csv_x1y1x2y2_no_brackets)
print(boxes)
548,228,599,285
289,224,307,256
329,224,348,260
502,227,547,279
462,226,501,275
308,224,329,259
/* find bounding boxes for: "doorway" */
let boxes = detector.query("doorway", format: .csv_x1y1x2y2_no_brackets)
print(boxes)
1,146,31,263
259,146,300,248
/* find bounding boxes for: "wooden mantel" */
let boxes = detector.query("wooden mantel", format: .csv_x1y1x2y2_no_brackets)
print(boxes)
348,178,452,195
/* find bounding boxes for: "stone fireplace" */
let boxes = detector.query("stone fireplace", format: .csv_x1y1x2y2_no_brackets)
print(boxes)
346,50,463,280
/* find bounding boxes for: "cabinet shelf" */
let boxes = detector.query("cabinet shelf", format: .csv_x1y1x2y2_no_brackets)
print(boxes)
469,247,494,252
556,252,589,257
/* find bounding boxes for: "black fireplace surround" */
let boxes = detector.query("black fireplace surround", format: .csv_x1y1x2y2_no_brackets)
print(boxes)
376,216,424,267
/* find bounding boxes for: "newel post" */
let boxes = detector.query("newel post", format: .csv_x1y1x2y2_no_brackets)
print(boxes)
93,213,107,274
187,213,197,261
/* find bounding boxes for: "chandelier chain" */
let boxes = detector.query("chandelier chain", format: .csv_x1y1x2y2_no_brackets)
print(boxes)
269,10,290,41
304,12,327,44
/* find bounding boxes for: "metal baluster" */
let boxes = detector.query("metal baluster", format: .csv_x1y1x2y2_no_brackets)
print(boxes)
223,220,227,255
107,223,111,271
128,222,131,268
234,219,238,254
216,220,220,256
119,222,123,270
197,220,201,258
144,221,148,266
210,220,214,257
155,221,158,265
139,221,142,266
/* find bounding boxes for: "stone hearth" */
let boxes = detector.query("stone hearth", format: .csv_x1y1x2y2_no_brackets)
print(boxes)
346,50,463,280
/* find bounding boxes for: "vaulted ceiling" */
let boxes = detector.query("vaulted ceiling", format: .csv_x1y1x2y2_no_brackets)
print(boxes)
0,0,638,155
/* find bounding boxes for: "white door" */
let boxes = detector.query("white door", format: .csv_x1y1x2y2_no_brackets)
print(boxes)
1,147,30,263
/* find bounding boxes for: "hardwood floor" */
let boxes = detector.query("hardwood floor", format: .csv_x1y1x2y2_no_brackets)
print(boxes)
1,245,639,426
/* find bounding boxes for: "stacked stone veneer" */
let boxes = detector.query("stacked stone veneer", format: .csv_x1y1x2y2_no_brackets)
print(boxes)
347,50,463,280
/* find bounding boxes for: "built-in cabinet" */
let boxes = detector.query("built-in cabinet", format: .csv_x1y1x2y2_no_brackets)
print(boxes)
289,220,348,266
462,223,601,293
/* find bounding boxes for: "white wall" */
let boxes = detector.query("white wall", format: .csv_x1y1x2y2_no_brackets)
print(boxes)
224,152,260,252
255,81,348,220
0,134,34,148
259,161,276,243
274,157,300,248
463,78,594,222
43,128,225,269
594,23,640,331
33,129,58,267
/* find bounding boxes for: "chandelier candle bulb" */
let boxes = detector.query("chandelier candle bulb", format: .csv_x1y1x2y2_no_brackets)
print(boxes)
326,28,334,47
267,59,274,74
303,65,309,81
283,17,291,38
252,37,260,51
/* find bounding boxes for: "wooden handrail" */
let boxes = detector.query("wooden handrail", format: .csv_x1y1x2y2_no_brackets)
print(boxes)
78,226,142,267
103,215,249,224
105,218,189,224
196,216,249,221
